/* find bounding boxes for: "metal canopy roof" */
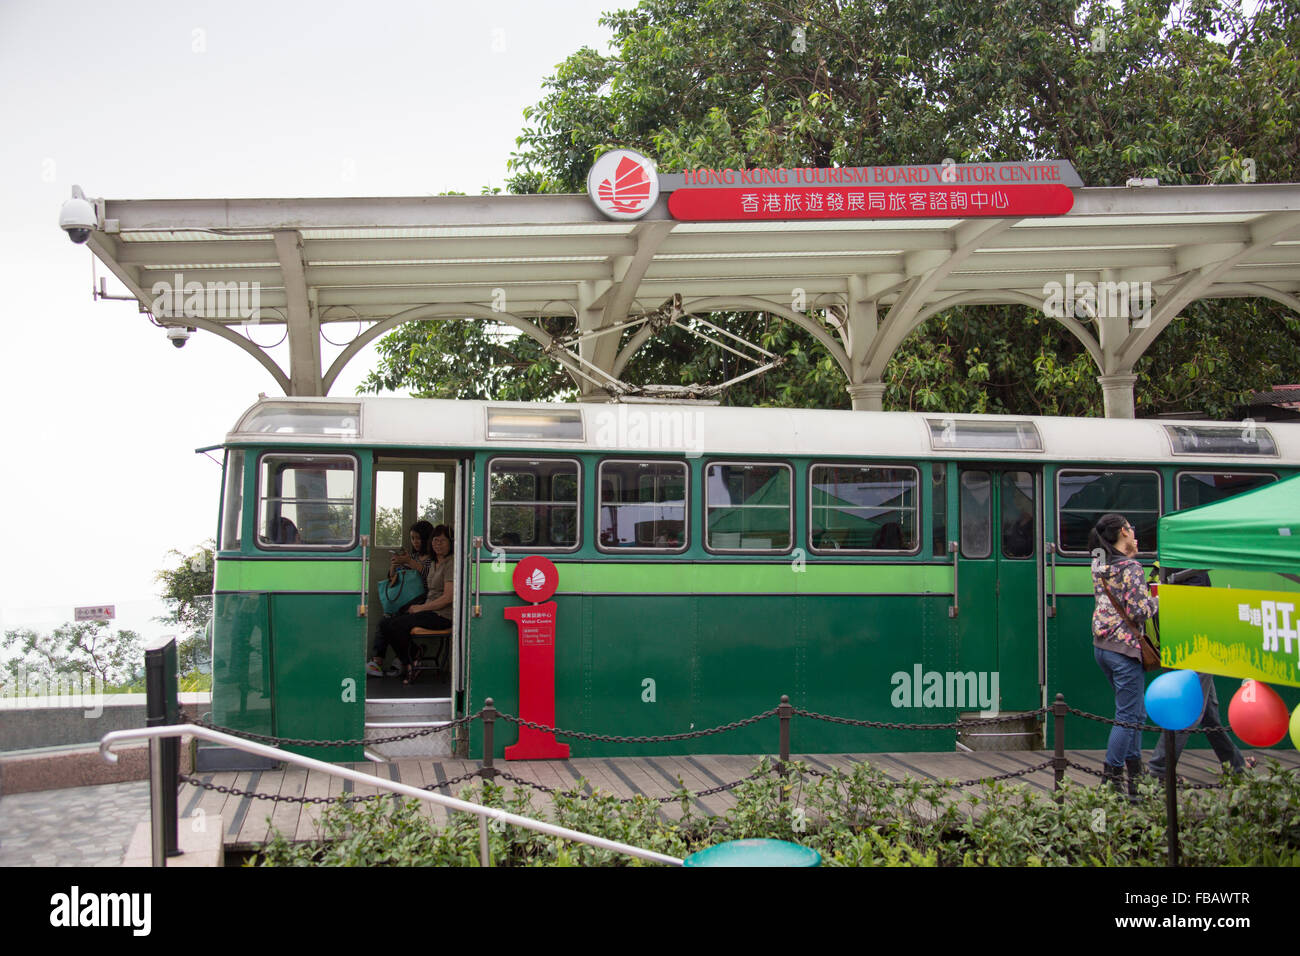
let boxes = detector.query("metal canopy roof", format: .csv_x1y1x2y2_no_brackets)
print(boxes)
81,183,1300,416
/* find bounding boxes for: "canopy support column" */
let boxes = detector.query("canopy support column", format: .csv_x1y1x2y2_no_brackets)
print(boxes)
1097,373,1139,419
847,382,887,411
273,230,323,396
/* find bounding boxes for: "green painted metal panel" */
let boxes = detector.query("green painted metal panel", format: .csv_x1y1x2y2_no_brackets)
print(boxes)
269,593,365,761
215,559,364,593
212,592,273,738
479,561,952,595
469,591,963,758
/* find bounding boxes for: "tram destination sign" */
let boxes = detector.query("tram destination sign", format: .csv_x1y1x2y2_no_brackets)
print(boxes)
662,160,1081,221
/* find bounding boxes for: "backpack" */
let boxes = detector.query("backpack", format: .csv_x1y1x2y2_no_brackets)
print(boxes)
378,568,427,615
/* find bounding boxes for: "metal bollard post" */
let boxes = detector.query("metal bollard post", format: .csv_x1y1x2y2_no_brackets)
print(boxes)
1164,729,1179,867
145,638,181,864
777,695,792,803
479,815,492,867
481,698,498,781
1052,693,1067,803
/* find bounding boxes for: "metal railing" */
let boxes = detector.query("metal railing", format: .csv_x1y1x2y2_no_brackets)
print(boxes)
99,723,682,868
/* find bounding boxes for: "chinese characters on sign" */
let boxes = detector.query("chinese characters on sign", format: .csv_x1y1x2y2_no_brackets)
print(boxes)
74,605,115,621
670,184,1074,221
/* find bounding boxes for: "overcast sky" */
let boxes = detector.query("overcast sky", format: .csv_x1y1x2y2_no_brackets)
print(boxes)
0,0,628,643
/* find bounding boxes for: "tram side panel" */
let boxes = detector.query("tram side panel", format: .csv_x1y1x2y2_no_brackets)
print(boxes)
470,563,963,758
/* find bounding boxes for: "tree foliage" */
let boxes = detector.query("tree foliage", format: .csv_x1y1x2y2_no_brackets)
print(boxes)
2,621,143,689
364,0,1300,416
156,542,215,676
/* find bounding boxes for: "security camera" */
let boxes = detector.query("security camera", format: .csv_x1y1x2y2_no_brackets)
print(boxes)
59,186,98,244
166,327,192,349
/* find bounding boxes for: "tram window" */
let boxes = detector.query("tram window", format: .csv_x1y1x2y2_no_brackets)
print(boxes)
1000,471,1035,559
809,465,918,553
256,454,357,549
932,463,948,558
1164,423,1278,457
960,471,992,559
705,462,792,552
1176,472,1275,510
598,460,688,551
220,450,244,551
373,471,406,549
487,458,580,551
1057,470,1160,555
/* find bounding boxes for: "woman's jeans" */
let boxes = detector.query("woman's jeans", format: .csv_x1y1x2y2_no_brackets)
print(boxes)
1094,646,1145,768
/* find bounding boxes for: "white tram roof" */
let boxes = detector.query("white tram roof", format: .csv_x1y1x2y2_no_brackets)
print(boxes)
227,396,1300,467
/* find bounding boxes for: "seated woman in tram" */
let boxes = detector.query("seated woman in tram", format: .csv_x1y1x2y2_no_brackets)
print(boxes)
366,520,434,677
382,523,456,684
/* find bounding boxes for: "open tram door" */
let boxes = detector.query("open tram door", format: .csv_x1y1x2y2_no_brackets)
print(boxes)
364,455,470,759
953,466,1045,749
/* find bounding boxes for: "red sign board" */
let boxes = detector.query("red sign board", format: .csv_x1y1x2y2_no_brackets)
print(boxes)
668,183,1074,221
512,555,559,603
504,556,568,760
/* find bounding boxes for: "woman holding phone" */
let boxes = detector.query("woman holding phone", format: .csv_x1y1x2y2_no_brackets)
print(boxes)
366,520,434,677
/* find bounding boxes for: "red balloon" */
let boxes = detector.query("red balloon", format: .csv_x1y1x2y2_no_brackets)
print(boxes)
1228,680,1290,747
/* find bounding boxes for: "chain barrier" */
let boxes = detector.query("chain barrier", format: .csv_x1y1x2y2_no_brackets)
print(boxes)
179,768,484,805
493,708,778,743
492,768,769,804
182,710,482,749
792,759,1053,788
1062,761,1227,790
790,706,1047,731
1065,707,1219,736
177,696,1288,813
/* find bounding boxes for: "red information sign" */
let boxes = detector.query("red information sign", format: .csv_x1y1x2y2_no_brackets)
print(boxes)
504,556,569,760
668,183,1074,221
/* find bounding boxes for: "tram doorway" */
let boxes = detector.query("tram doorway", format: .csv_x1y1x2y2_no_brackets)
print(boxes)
367,457,463,702
955,468,1044,727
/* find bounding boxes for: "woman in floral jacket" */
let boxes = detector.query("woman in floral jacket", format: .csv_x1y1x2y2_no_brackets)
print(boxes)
1090,512,1158,796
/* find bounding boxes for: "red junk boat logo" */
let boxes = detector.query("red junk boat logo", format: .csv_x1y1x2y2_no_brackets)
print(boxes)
587,150,659,220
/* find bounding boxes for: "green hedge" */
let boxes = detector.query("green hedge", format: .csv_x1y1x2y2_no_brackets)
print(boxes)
253,759,1300,867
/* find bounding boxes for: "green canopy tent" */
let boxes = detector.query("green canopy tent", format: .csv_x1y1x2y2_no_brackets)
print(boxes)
1160,473,1300,573
1158,473,1300,689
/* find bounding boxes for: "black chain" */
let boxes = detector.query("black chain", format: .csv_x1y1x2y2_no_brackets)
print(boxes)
182,710,481,748
1065,707,1221,736
791,706,1046,731
1063,761,1228,790
492,767,770,804
493,708,777,743
179,769,485,805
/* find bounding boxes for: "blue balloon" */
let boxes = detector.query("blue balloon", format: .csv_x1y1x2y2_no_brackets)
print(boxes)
1145,669,1204,730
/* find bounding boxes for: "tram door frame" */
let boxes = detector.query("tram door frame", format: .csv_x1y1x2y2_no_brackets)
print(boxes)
955,465,1045,714
369,456,463,698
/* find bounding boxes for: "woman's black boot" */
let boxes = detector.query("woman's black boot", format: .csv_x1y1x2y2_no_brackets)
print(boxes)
1101,763,1125,794
1125,758,1145,801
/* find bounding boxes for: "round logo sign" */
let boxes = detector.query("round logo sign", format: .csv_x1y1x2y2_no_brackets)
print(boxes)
586,149,660,220
512,555,559,603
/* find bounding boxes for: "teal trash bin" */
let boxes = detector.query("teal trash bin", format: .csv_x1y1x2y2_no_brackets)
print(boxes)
683,838,820,867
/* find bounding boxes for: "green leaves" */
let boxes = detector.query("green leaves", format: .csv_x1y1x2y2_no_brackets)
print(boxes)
253,758,1300,866
367,1,1300,417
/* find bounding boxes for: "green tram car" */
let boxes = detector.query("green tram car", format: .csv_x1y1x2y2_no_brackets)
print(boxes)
211,397,1300,762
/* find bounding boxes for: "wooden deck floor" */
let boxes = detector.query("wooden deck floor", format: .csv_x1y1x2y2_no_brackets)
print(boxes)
178,749,1300,850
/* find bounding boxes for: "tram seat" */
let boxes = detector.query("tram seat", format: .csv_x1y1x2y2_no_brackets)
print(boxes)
408,626,451,679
